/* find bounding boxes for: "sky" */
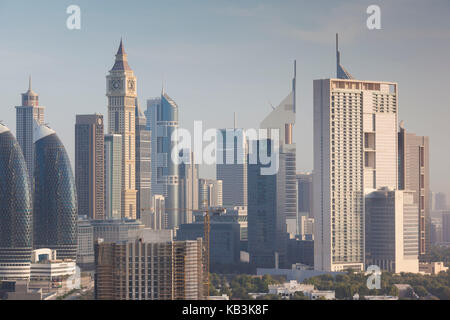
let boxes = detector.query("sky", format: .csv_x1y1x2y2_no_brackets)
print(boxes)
1,0,449,201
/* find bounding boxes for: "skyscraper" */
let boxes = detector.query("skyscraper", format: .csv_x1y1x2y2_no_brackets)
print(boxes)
198,179,223,209
135,98,152,219
398,122,430,258
297,172,313,218
365,188,419,273
179,149,199,224
104,134,122,220
33,123,78,260
15,77,45,182
106,39,137,219
146,91,180,229
260,61,297,225
313,35,398,271
216,127,248,207
75,114,105,220
248,139,287,268
0,123,33,280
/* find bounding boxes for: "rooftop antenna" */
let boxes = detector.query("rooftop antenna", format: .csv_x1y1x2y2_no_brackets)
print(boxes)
293,60,296,113
268,99,275,110
28,75,32,91
233,112,237,129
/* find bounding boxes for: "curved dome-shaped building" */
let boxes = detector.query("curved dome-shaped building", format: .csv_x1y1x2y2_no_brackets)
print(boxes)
0,123,32,280
33,123,78,260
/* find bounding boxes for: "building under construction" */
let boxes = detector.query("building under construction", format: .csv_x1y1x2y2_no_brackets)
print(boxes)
94,229,204,300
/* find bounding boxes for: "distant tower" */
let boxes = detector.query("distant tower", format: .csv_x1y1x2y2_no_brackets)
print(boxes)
33,123,78,260
146,91,180,229
15,77,45,182
0,123,33,280
106,39,138,219
75,114,105,220
135,98,152,219
104,134,123,220
336,34,354,79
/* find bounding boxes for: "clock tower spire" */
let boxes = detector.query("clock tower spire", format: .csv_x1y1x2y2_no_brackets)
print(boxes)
106,39,137,219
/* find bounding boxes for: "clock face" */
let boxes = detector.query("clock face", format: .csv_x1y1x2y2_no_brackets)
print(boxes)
111,80,121,90
98,118,102,125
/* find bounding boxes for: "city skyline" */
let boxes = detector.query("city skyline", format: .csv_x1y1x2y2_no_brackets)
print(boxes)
1,1,450,198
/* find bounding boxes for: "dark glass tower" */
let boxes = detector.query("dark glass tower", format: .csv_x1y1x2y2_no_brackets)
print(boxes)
0,124,32,279
33,124,78,260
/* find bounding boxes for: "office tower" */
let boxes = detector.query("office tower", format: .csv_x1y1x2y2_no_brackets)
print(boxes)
75,114,105,220
77,216,94,270
198,179,223,209
140,195,166,229
0,123,32,280
260,62,297,225
365,188,419,273
104,134,122,219
442,212,450,243
106,39,137,219
146,92,180,229
398,122,430,258
135,99,152,219
248,139,287,268
15,77,45,182
216,127,248,207
33,123,78,260
298,213,315,240
297,172,313,218
177,222,241,266
435,193,447,211
313,35,398,271
179,150,199,224
94,229,204,300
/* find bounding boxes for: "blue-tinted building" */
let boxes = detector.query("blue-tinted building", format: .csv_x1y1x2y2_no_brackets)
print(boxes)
0,124,33,280
248,139,288,268
33,124,78,260
146,91,180,229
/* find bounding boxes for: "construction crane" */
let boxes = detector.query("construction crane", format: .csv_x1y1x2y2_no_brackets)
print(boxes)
156,201,225,298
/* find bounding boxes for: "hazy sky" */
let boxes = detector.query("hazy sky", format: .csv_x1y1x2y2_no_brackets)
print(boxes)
1,0,449,200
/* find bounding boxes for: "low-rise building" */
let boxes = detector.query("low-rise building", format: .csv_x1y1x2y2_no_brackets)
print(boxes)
419,262,449,275
268,280,314,298
30,249,77,282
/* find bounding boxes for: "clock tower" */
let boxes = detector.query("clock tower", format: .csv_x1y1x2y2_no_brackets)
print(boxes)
106,39,137,219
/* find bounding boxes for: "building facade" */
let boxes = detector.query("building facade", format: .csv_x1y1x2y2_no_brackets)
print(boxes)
198,179,223,209
365,189,419,273
106,40,137,219
297,172,313,218
216,128,248,207
398,123,431,259
75,114,105,220
179,150,199,225
146,92,180,229
0,124,33,280
33,124,78,260
104,134,123,219
95,229,203,300
135,99,152,219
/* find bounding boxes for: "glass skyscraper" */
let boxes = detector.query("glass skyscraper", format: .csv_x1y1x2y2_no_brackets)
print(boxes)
0,123,33,280
33,123,78,260
146,91,180,229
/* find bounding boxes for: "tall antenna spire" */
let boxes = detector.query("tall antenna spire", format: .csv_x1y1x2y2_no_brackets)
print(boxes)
292,60,296,113
28,75,32,91
233,112,237,129
335,33,354,79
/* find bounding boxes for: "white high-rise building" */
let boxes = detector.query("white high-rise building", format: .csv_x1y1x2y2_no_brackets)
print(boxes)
313,35,398,271
15,77,45,182
106,39,138,219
